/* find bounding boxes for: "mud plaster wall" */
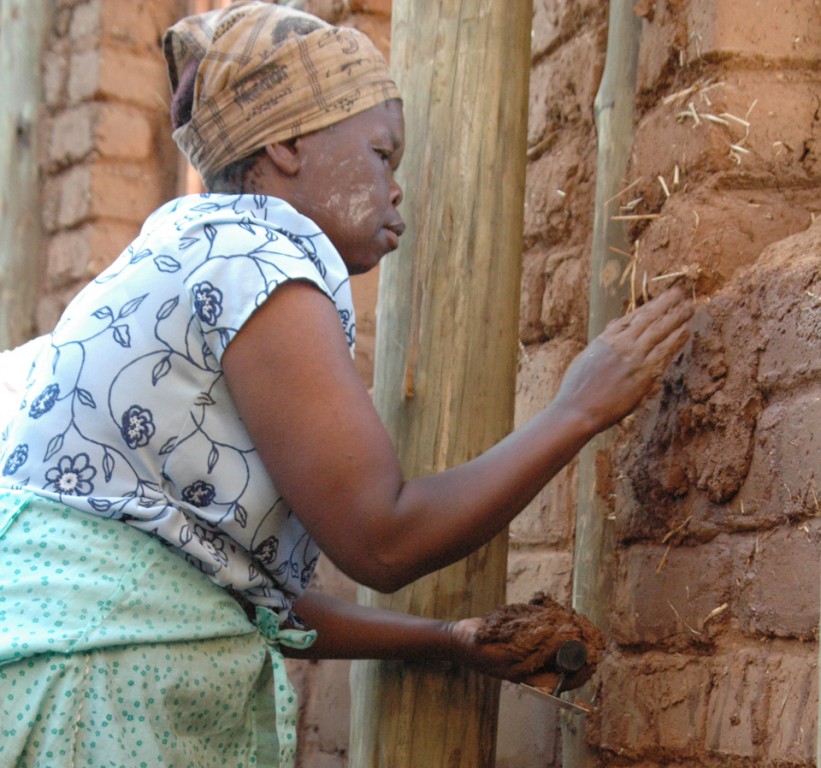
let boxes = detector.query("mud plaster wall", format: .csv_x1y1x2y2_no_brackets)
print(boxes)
32,1,821,767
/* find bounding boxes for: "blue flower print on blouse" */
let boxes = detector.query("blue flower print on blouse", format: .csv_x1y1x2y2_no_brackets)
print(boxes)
45,453,96,496
182,479,216,507
2,444,28,475
194,523,229,567
29,383,59,419
192,281,224,326
120,405,156,449
253,535,279,565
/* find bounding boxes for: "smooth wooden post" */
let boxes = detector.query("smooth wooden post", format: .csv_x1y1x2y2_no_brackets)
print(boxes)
348,1,532,766
0,0,48,351
561,2,641,766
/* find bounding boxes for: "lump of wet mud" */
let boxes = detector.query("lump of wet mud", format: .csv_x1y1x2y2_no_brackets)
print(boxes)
475,592,605,689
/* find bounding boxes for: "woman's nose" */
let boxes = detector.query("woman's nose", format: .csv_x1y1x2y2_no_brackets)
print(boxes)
390,178,403,207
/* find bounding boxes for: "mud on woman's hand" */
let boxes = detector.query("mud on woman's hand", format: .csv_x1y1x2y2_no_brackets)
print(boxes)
554,286,694,433
447,618,595,691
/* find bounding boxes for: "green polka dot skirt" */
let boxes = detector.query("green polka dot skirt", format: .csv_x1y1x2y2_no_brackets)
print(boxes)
0,490,310,767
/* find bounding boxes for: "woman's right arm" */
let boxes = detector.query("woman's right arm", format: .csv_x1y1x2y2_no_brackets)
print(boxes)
222,281,692,592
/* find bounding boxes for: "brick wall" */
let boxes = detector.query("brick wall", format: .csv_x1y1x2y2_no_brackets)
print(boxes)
38,0,185,333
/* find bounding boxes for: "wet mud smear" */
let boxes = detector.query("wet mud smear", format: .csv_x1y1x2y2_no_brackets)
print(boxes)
475,591,605,689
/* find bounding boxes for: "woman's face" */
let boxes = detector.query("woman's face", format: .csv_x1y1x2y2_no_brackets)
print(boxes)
287,100,406,275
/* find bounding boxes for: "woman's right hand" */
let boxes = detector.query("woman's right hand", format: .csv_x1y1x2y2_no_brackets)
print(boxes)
554,287,693,433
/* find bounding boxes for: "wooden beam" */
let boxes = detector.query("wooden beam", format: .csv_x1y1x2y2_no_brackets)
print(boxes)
348,1,532,765
561,2,642,766
0,0,49,350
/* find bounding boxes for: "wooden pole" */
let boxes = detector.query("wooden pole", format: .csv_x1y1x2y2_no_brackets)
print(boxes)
0,0,48,351
348,1,532,766
561,2,641,766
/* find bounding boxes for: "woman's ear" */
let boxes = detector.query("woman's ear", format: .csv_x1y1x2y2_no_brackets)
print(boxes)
265,139,301,176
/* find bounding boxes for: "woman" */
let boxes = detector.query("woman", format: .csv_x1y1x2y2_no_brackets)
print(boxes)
0,3,693,766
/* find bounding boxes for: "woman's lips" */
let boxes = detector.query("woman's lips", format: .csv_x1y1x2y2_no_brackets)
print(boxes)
384,221,405,251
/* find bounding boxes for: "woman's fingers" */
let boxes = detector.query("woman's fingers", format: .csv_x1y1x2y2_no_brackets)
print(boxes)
635,292,694,351
609,286,692,344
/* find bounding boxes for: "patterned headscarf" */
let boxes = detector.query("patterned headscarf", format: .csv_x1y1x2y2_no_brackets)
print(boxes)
164,1,401,179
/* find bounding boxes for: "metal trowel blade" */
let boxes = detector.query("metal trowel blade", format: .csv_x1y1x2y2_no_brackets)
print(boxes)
518,684,590,715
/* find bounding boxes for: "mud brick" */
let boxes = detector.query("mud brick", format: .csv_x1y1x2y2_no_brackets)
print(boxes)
96,104,153,160
524,133,596,246
85,221,141,276
687,0,821,64
540,247,589,343
740,394,821,526
506,549,573,607
531,0,604,59
89,163,167,225
763,650,818,764
100,0,184,51
348,0,392,16
343,14,391,58
44,48,69,107
610,534,741,646
755,233,821,390
55,164,93,228
528,26,603,147
513,340,583,547
67,48,100,102
45,222,139,291
519,246,549,345
496,681,560,768
737,521,821,640
69,0,100,43
97,46,171,107
48,104,95,168
629,187,811,290
705,648,766,759
598,651,711,757
69,32,168,111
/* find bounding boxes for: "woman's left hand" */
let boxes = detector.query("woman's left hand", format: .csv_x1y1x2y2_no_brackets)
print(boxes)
447,617,561,688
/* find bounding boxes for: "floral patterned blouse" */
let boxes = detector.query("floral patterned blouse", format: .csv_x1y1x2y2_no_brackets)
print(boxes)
0,194,356,617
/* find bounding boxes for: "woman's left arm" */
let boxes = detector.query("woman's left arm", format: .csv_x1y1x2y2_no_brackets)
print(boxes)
284,589,552,686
